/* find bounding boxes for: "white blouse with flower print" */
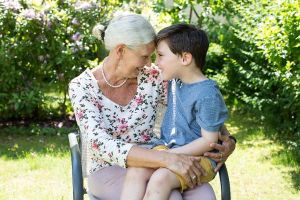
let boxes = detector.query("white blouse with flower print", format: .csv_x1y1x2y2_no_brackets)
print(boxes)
69,64,166,175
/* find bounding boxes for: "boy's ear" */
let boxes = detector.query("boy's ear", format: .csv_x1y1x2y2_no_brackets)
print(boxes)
180,52,193,66
115,44,126,58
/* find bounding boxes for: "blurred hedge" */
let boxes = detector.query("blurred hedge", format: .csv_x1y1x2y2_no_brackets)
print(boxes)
154,0,299,137
208,1,300,137
0,0,117,120
1,0,299,139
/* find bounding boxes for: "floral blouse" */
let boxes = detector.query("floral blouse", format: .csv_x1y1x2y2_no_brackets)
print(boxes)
69,65,166,175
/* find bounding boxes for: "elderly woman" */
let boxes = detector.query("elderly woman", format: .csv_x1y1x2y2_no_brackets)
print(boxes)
69,13,235,200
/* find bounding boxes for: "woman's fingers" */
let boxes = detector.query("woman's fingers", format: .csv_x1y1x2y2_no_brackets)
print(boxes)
204,134,236,172
191,157,206,184
210,142,225,152
183,173,194,188
189,171,198,187
187,156,207,187
189,164,200,186
204,151,221,160
214,162,224,172
168,154,204,188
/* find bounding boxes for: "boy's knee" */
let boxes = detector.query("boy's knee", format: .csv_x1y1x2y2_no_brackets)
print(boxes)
126,167,152,181
148,168,174,186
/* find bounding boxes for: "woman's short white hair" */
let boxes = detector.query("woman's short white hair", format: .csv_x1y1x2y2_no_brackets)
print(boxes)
92,12,156,50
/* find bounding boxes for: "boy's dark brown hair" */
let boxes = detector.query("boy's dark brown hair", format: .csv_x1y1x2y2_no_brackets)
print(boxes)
156,23,209,71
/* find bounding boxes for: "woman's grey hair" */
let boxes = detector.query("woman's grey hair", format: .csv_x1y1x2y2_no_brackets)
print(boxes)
92,13,156,50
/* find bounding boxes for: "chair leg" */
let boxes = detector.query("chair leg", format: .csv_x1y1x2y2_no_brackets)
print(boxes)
219,164,231,200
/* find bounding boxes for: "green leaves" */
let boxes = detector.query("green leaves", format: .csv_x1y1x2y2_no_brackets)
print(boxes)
0,0,118,120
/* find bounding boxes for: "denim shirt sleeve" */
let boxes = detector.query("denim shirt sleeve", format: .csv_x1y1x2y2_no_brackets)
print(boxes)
196,94,228,132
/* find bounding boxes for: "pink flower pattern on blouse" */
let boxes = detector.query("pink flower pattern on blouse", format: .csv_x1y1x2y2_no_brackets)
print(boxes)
69,65,166,175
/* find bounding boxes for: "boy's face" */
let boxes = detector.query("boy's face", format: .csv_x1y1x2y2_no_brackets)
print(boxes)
155,40,182,80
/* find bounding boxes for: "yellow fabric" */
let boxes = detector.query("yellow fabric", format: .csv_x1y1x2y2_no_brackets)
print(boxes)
153,145,216,192
153,145,169,151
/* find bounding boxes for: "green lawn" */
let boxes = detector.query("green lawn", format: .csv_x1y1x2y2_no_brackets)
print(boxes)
0,131,72,200
211,115,300,200
0,112,299,200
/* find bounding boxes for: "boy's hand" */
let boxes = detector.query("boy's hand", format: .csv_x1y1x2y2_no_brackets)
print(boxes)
204,133,236,172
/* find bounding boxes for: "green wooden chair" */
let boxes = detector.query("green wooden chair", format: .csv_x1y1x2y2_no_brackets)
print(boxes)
68,132,231,200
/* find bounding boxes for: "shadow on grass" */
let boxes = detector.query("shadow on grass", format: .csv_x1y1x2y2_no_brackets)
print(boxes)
0,125,77,160
290,169,300,191
227,110,265,147
228,109,300,191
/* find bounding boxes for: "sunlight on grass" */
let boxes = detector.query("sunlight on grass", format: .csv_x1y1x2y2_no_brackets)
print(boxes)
0,134,72,200
0,155,72,200
1,112,300,199
211,112,300,200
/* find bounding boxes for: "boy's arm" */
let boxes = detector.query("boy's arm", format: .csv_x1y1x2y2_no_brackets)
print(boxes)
168,129,218,156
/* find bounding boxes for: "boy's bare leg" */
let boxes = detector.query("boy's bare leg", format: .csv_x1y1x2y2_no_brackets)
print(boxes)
143,168,181,200
120,167,154,200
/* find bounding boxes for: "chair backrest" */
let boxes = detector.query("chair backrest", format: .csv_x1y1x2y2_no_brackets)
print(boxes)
79,132,89,177
219,164,231,200
68,133,85,200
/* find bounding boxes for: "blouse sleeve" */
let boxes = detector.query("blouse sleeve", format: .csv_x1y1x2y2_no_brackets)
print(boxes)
196,94,228,132
68,79,134,168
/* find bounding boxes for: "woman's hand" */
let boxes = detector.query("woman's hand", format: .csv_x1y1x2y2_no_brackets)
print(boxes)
166,153,206,188
204,132,236,172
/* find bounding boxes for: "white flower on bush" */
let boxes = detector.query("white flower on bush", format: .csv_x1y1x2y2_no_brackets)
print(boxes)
71,18,80,26
74,1,96,10
70,41,84,53
3,0,22,11
38,55,44,62
71,32,81,41
21,8,39,20
20,8,47,21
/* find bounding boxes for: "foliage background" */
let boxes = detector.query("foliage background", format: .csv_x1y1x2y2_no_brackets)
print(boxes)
0,0,299,161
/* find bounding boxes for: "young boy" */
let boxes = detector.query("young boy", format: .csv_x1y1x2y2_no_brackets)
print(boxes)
121,23,228,200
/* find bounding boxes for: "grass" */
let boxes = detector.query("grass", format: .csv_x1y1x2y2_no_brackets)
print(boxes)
211,111,300,200
0,112,300,200
0,127,73,200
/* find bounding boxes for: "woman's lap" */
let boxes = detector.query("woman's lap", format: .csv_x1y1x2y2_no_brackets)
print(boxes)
88,165,216,200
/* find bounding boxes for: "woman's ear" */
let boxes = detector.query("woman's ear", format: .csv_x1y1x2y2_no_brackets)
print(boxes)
115,44,126,59
181,52,193,66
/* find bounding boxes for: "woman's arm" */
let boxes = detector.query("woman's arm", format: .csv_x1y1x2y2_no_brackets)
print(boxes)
69,79,133,168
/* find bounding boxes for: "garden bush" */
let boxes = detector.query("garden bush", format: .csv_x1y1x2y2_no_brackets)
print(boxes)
1,0,299,141
211,1,300,137
154,0,300,138
0,0,120,120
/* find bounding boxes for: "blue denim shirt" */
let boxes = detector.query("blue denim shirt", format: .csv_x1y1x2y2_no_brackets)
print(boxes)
156,79,228,149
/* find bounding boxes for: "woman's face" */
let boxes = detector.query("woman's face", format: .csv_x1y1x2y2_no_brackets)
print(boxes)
120,41,155,78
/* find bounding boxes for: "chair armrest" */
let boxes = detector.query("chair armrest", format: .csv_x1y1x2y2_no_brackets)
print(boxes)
68,132,84,200
219,164,231,200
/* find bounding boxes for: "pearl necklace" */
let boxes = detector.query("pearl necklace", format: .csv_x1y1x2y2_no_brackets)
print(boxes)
101,62,128,88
